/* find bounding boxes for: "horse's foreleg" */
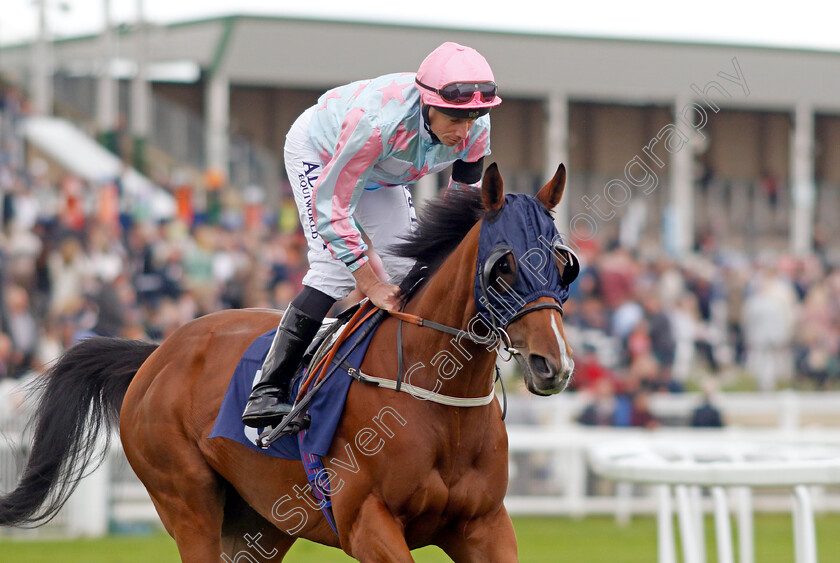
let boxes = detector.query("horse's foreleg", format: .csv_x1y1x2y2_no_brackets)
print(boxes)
341,495,415,563
439,505,519,563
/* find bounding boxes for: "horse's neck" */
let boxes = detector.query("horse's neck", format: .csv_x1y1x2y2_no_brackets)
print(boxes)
401,236,497,400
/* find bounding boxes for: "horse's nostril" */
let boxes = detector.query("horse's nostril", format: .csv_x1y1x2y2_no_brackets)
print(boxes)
529,355,554,378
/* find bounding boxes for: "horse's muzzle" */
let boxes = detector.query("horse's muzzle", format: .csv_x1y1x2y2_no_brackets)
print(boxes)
521,352,574,396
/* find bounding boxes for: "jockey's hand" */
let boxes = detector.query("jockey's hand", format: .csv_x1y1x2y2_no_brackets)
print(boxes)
352,262,402,311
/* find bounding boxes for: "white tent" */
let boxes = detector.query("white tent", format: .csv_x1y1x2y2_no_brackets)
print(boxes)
21,116,176,220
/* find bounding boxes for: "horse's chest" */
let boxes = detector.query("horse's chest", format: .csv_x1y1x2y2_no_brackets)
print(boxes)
335,394,509,518
410,433,508,515
444,466,503,511
450,448,505,489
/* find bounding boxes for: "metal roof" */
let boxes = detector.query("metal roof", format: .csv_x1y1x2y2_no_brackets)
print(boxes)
2,15,839,112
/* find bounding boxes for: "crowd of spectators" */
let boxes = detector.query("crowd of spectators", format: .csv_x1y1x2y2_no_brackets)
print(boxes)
566,242,840,427
1,85,839,432
0,85,312,389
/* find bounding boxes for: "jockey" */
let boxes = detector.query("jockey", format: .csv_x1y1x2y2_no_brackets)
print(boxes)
242,42,503,429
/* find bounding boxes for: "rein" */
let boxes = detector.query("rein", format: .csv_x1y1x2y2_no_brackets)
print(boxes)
258,296,558,448
296,304,381,399
386,304,561,359
257,303,386,449
380,301,561,416
260,197,572,447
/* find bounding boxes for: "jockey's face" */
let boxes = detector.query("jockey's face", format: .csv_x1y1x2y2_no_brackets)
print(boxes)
427,107,476,147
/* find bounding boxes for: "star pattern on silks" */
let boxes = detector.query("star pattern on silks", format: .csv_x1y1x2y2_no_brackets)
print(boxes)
387,122,416,152
404,162,429,182
350,81,371,100
317,89,343,112
378,80,406,107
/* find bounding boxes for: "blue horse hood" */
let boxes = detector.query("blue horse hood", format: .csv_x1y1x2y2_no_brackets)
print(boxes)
474,194,573,327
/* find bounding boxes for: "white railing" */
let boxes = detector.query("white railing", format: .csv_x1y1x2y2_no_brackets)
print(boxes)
503,390,840,430
587,439,840,563
3,392,840,538
505,426,840,517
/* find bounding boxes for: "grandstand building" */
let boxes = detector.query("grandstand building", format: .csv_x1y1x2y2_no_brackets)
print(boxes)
1,15,838,257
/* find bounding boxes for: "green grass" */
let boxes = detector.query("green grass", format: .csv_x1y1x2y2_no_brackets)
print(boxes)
2,514,839,562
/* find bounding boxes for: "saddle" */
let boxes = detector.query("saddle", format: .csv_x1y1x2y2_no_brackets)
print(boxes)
301,302,361,372
257,301,385,448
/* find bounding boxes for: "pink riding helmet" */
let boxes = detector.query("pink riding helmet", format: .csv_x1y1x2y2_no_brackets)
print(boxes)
415,42,503,115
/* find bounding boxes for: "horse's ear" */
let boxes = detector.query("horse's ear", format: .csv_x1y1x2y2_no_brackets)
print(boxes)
536,163,566,211
481,162,505,212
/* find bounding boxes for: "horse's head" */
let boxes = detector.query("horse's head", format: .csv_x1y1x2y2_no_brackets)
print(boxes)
476,163,579,395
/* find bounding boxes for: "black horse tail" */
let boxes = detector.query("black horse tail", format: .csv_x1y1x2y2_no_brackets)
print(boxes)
0,337,158,527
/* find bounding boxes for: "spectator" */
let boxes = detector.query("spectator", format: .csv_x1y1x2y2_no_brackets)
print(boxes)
0,332,13,379
87,222,125,283
3,284,39,377
77,279,127,340
47,234,91,316
4,219,42,289
690,379,725,427
742,267,797,391
686,265,722,372
577,378,620,426
795,279,839,388
643,293,676,382
629,390,659,429
568,343,613,392
611,296,644,343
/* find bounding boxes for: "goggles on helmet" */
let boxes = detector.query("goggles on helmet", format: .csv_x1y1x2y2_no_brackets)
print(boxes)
415,79,498,105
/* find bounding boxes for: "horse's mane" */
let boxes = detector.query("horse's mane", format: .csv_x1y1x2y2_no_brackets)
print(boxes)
391,187,486,299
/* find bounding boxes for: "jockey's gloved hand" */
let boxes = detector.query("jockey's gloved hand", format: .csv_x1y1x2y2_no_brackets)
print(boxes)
352,262,401,311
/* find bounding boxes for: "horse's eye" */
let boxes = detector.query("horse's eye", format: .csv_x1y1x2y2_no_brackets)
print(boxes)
490,254,517,291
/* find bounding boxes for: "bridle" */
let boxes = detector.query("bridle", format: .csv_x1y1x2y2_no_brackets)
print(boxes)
476,244,565,361
259,223,577,448
258,198,581,449
388,248,565,366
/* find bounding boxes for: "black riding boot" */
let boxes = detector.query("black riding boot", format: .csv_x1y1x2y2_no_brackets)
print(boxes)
242,304,323,428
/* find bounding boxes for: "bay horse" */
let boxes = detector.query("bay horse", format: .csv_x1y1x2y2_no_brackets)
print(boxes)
0,163,577,562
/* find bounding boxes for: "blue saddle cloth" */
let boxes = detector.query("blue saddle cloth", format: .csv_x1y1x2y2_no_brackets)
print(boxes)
209,313,382,535
209,314,381,459
209,328,300,459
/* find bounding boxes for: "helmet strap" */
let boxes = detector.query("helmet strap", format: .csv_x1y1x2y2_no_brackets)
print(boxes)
422,104,441,145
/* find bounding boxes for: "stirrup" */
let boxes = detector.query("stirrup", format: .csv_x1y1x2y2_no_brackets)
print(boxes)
257,411,311,448
242,406,290,429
